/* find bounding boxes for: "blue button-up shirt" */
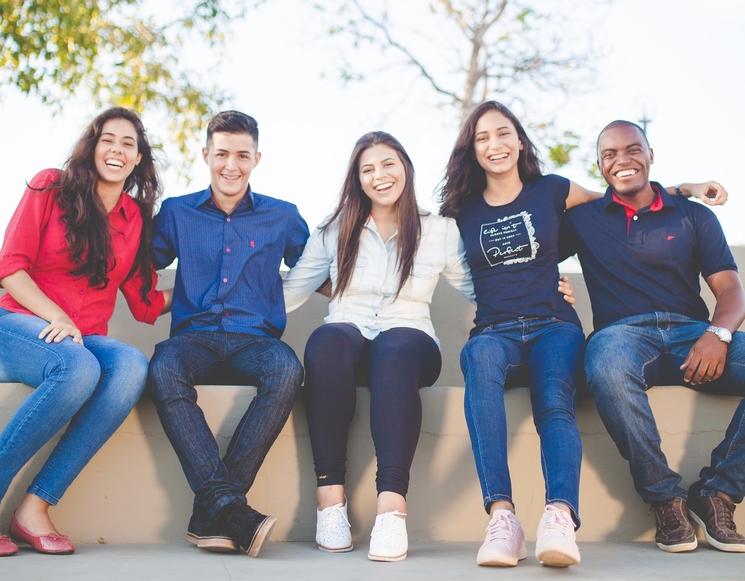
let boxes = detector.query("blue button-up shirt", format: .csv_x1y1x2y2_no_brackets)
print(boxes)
153,187,309,337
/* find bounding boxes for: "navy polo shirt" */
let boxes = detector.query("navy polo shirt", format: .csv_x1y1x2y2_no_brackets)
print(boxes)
561,182,737,330
153,187,309,337
457,173,581,333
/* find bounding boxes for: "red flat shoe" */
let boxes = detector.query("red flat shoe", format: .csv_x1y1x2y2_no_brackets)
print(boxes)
0,533,18,556
10,514,75,555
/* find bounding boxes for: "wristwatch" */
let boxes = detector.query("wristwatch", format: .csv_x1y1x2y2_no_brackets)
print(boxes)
706,325,732,344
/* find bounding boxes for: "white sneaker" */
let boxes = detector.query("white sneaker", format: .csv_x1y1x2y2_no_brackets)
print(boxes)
535,505,581,567
368,510,408,562
476,509,527,567
315,502,353,553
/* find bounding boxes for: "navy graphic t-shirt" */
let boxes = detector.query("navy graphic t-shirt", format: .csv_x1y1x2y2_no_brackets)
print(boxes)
457,173,581,333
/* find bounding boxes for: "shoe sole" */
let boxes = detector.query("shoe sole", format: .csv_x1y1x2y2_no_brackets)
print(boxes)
536,549,580,567
477,544,528,567
245,515,277,558
317,543,354,553
367,550,407,562
689,510,745,553
655,538,698,553
186,532,239,553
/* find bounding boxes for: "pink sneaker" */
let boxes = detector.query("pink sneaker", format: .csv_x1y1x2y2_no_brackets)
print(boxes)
476,509,527,567
535,505,580,567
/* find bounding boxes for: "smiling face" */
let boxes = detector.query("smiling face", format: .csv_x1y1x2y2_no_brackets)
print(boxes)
203,131,261,206
473,110,523,178
93,118,142,189
358,143,407,211
597,124,654,198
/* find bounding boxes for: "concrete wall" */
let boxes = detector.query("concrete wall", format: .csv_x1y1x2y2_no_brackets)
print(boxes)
1,248,744,543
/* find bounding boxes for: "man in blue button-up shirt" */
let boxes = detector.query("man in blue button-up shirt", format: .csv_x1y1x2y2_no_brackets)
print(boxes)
148,111,309,557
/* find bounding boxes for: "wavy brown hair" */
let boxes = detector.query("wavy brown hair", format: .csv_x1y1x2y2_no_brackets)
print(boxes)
438,101,543,218
52,107,161,300
322,131,422,299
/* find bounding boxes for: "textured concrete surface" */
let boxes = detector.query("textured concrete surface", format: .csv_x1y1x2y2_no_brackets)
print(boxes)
2,542,744,581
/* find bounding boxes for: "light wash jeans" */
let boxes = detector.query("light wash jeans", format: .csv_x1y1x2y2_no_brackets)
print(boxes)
0,308,148,504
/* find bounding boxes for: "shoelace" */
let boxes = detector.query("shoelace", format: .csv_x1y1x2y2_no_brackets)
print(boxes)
659,501,683,529
541,508,574,535
484,512,516,542
372,511,406,539
711,496,737,531
320,504,351,533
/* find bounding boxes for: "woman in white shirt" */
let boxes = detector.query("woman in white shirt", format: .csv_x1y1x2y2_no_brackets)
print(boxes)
283,131,474,562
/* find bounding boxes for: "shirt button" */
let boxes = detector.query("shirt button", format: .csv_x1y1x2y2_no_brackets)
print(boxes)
225,247,231,253
632,215,639,221
222,277,228,283
79,289,85,295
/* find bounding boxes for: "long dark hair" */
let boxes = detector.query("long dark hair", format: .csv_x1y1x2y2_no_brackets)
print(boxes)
53,107,161,300
322,131,422,299
439,101,543,218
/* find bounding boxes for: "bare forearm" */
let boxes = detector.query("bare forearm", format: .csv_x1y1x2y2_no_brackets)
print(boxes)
710,285,745,332
0,270,70,322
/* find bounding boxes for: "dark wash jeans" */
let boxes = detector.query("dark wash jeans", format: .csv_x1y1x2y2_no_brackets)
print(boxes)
585,312,745,504
461,317,584,525
148,330,303,518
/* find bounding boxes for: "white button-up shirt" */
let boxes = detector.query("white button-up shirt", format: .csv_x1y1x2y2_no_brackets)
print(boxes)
283,212,474,345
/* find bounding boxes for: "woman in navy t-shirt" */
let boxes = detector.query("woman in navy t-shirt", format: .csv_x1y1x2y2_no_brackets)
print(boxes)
439,101,601,569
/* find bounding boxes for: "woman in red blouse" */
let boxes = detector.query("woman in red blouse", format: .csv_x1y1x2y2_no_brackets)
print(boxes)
0,107,170,556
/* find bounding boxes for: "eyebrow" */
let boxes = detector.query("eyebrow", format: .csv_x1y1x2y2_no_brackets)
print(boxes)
215,148,253,154
475,126,511,134
101,131,136,141
600,141,644,154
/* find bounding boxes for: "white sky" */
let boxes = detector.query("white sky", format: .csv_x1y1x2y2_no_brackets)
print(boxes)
1,0,744,249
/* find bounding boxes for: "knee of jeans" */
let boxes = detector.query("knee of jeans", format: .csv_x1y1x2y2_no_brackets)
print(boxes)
46,347,101,403
533,402,577,431
460,335,510,381
147,351,188,403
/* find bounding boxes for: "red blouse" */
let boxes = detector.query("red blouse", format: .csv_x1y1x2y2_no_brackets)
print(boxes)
0,168,164,335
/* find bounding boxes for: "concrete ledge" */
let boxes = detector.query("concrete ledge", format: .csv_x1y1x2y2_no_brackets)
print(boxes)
1,382,742,543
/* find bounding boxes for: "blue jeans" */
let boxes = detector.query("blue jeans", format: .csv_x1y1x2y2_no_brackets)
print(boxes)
461,317,584,524
585,312,745,504
148,331,303,518
0,309,148,504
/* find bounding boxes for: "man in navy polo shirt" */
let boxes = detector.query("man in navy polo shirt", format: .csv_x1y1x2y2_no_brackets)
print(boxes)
148,110,309,557
562,120,745,554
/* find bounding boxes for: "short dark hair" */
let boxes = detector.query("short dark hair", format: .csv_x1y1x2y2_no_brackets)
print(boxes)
206,110,259,146
596,119,649,155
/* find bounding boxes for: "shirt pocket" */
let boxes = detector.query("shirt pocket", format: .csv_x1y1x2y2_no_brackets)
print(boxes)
638,227,687,268
403,262,440,300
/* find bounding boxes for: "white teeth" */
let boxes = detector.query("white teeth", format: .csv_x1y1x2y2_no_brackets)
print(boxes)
488,153,508,161
375,183,393,192
615,169,638,178
105,160,124,168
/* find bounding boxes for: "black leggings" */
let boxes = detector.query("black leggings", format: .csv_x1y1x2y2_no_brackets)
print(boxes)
304,323,441,496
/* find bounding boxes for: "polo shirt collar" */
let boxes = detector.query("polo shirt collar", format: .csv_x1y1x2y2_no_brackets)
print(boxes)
602,181,672,212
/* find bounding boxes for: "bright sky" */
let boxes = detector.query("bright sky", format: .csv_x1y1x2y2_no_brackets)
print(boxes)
2,0,744,250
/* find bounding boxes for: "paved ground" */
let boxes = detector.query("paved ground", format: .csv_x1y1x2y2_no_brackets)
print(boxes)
3,541,744,581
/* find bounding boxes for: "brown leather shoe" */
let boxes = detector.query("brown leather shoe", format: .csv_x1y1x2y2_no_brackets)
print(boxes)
652,498,697,552
688,491,745,552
